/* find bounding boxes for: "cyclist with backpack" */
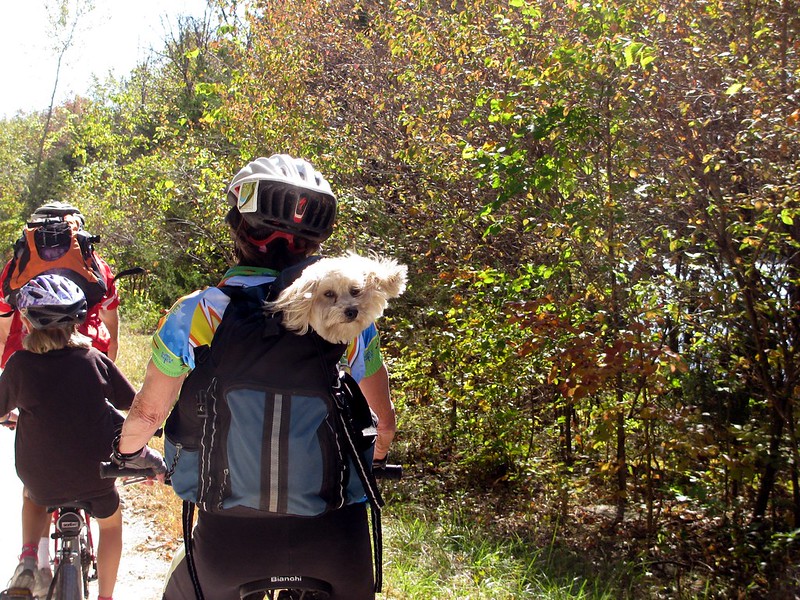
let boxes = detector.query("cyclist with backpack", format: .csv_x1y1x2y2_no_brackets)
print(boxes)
0,201,120,364
0,202,122,597
112,154,398,600
0,274,138,600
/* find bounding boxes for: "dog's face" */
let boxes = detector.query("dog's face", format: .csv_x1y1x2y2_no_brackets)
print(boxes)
307,271,390,344
266,253,407,344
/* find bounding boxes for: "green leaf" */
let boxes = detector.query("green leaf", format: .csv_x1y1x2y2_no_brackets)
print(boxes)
725,82,743,95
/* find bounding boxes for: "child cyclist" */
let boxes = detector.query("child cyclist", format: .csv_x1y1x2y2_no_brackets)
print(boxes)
0,274,161,600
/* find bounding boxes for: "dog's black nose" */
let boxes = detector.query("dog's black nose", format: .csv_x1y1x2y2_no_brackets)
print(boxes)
344,307,359,321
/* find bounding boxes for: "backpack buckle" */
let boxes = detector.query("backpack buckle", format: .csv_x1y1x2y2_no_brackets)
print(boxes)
197,388,211,418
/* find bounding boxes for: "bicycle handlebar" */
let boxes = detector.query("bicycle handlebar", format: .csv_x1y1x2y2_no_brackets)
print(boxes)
99,462,402,481
112,266,146,283
373,464,403,480
98,462,160,480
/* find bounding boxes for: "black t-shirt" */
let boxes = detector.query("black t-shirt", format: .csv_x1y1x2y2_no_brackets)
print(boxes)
0,346,135,505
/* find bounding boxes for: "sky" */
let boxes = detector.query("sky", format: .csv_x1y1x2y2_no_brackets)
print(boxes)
0,0,211,118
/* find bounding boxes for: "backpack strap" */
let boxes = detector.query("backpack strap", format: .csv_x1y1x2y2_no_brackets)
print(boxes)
216,283,285,341
333,371,385,508
329,365,386,592
182,501,205,600
302,322,384,590
370,503,383,592
218,281,272,305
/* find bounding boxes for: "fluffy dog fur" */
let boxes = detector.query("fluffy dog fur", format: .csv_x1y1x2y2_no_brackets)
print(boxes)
265,252,407,344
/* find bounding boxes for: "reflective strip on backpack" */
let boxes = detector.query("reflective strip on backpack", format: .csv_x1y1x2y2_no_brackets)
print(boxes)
268,394,284,512
198,386,219,511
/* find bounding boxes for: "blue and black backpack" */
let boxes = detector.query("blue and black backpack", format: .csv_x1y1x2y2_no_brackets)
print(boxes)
162,259,386,595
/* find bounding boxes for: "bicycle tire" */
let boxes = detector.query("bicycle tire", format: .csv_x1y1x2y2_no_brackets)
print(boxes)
55,562,83,600
80,533,94,592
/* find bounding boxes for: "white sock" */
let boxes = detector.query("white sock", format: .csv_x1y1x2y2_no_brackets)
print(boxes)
37,537,50,569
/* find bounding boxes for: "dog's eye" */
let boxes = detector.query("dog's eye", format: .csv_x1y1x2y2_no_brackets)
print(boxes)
350,287,361,297
324,290,337,299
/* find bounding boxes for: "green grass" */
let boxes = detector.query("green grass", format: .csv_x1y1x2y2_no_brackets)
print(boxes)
116,326,152,389
380,502,629,599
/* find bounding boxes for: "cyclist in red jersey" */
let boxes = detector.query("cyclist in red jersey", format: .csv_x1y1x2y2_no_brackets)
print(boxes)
0,243,120,365
0,202,121,598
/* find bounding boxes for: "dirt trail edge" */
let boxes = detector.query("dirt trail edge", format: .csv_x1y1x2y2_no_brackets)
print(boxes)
90,484,174,600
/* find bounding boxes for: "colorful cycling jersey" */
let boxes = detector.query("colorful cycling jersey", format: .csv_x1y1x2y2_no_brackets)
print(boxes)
151,265,383,383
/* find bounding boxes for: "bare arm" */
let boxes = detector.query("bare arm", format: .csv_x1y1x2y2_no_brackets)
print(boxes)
0,315,14,427
358,363,396,460
118,359,185,454
99,307,119,362
0,313,11,364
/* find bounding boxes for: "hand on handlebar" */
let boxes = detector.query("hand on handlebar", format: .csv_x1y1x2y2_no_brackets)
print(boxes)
0,409,18,430
372,455,403,480
111,435,167,477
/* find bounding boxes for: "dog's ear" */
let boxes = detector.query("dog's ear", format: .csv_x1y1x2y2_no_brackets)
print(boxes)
264,275,319,334
367,258,408,298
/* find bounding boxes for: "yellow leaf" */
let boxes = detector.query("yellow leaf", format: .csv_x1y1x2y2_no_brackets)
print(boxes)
725,82,744,95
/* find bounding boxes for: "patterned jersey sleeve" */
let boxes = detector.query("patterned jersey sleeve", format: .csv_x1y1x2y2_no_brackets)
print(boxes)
343,323,384,383
151,287,231,377
360,323,384,379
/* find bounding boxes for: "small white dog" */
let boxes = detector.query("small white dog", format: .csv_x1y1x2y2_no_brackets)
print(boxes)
265,252,407,344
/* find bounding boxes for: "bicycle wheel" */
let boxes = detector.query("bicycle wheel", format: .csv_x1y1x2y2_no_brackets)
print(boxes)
54,562,83,600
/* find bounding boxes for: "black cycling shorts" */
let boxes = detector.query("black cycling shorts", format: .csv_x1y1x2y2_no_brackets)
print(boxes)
163,503,374,600
29,486,120,519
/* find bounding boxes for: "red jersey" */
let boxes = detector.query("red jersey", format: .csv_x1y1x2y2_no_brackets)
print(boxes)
0,256,119,368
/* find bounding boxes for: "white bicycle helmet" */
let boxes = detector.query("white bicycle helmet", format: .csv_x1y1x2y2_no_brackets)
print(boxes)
30,201,85,226
226,154,337,243
16,274,88,329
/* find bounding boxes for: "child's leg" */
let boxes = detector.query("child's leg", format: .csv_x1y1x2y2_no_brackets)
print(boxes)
94,506,123,599
9,490,50,589
21,490,49,554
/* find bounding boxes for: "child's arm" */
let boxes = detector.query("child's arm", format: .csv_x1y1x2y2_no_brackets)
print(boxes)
106,360,136,411
0,354,16,428
0,311,10,363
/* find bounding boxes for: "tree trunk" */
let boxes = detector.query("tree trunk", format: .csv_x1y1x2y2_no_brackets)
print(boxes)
615,378,627,523
753,396,787,520
563,400,573,466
